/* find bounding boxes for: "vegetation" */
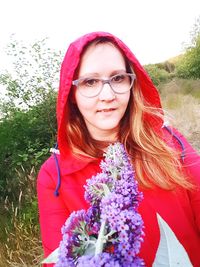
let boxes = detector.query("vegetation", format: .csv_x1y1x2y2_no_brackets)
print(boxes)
144,63,173,86
175,17,200,79
159,79,200,152
0,38,61,266
0,17,199,266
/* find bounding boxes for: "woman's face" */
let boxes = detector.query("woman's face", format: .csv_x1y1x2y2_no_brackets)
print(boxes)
74,42,131,141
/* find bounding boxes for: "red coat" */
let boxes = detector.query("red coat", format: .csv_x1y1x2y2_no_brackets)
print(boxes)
37,32,200,266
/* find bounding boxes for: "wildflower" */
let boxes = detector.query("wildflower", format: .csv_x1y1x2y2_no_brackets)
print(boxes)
55,143,145,266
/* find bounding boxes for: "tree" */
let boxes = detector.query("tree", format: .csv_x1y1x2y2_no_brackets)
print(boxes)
0,37,64,265
0,36,63,115
176,17,200,79
0,37,62,198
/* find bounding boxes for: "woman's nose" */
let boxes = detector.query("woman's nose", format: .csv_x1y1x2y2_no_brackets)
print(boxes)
98,83,116,101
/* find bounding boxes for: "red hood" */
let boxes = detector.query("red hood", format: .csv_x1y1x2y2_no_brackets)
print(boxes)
57,31,163,165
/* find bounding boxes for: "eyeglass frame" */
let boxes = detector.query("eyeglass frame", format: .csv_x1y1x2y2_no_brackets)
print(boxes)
72,72,136,98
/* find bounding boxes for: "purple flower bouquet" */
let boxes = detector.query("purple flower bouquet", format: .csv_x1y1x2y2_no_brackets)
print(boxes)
44,143,145,266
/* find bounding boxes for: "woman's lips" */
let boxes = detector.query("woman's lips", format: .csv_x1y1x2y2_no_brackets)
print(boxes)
97,108,116,112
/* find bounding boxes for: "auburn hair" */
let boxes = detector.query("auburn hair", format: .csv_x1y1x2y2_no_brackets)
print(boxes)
65,38,193,190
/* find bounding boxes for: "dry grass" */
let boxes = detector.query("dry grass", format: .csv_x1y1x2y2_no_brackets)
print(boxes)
0,167,43,267
159,78,200,98
4,221,43,267
161,79,200,153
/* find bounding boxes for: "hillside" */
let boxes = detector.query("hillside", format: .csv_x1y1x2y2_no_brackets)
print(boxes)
159,78,200,152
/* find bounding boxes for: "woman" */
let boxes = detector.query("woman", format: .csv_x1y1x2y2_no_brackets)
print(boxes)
37,32,200,266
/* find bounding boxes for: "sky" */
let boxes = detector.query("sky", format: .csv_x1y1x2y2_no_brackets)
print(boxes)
0,0,200,71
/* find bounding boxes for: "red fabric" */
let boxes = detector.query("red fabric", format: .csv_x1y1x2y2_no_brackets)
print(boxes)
37,130,200,266
37,32,200,266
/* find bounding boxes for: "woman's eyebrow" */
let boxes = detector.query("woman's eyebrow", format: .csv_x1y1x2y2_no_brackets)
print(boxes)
110,69,127,76
79,69,127,79
78,72,100,79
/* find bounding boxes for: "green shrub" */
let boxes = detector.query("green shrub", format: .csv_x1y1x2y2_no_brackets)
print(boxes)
0,37,60,266
175,18,200,79
0,93,57,199
144,64,171,86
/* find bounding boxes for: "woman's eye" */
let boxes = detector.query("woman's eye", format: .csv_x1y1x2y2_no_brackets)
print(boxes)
82,78,98,87
112,74,125,83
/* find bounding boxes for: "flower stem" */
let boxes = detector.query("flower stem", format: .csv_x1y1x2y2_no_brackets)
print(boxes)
95,219,106,255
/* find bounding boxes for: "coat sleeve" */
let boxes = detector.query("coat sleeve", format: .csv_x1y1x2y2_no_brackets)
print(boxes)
173,128,200,232
37,160,70,267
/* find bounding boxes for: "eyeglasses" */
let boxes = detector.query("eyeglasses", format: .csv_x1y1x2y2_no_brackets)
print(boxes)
72,72,136,98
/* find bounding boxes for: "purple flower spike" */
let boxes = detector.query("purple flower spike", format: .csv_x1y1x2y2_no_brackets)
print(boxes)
55,143,145,267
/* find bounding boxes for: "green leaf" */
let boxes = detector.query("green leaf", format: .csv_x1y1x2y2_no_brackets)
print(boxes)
153,214,193,267
101,183,110,196
41,247,59,264
84,242,96,256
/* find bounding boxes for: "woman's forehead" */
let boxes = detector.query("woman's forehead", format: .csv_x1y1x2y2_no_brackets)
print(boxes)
78,42,126,76
82,40,123,58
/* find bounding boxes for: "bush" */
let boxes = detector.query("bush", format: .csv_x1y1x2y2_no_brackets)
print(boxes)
175,17,200,79
0,37,59,266
144,64,171,86
175,37,200,79
0,92,57,199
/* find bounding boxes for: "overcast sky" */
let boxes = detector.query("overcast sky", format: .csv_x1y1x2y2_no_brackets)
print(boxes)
0,0,200,70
